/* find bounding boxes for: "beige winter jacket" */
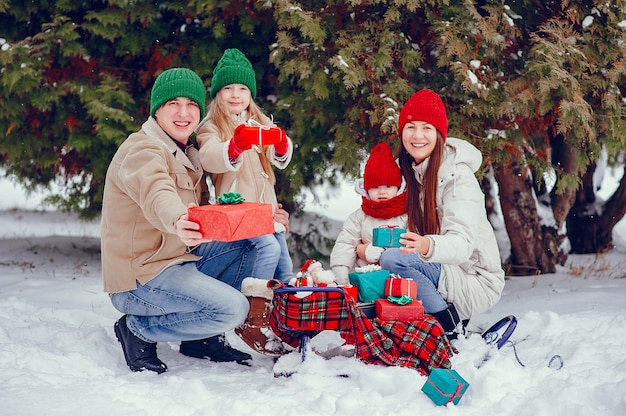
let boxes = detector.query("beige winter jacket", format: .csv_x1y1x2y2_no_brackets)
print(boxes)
416,137,505,319
196,119,292,233
101,118,205,293
330,179,408,285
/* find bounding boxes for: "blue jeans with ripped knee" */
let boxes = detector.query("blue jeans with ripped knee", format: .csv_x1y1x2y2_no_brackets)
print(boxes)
379,248,447,314
110,240,256,343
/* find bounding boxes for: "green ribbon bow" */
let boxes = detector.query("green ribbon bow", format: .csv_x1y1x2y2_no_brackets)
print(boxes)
216,192,245,204
387,295,413,305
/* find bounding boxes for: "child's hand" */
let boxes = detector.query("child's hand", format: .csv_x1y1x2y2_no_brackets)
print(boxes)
364,244,384,263
273,127,288,154
228,125,256,158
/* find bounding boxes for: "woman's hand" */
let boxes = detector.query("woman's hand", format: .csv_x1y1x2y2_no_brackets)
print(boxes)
398,231,429,255
176,203,212,246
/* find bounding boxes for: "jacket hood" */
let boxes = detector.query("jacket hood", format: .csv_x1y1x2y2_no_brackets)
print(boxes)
443,137,482,174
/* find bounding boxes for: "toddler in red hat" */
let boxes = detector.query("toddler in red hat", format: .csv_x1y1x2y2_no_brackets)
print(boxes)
330,142,408,284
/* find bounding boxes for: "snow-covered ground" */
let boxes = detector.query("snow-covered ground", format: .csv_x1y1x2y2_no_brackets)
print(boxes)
1,178,625,415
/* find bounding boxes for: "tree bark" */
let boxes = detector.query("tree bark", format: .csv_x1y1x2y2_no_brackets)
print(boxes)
494,161,557,275
549,133,579,230
567,165,626,253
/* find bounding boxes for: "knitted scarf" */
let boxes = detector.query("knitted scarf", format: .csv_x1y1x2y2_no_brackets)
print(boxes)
361,192,407,220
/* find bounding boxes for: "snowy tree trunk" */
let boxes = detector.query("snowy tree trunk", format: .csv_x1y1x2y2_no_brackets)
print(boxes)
567,166,626,254
495,161,558,275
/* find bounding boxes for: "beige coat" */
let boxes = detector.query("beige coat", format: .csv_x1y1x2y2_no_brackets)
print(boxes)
101,117,205,293
417,137,505,319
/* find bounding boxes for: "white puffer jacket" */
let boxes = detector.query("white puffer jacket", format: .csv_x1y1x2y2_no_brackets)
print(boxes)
330,179,408,285
416,137,505,319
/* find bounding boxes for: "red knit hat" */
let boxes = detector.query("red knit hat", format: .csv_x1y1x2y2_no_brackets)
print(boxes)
398,89,448,140
363,142,401,191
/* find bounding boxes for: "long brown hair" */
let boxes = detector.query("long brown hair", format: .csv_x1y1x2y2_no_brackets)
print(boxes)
205,94,276,184
396,132,445,235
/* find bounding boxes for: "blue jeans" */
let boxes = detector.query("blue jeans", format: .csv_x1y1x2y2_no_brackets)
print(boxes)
379,248,447,313
249,232,293,282
110,240,256,343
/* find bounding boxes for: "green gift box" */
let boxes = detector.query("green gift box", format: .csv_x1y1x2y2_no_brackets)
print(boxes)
372,226,407,248
421,368,470,406
348,268,390,302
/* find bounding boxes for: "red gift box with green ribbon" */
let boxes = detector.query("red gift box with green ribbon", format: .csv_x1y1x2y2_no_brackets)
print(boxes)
384,276,418,298
421,368,470,406
188,193,274,242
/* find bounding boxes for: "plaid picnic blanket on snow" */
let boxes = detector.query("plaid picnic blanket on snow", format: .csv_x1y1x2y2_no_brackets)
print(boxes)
269,288,455,375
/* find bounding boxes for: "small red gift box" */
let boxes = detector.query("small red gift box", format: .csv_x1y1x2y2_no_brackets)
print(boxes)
375,298,424,321
384,277,417,299
237,125,282,146
340,285,358,303
188,202,274,242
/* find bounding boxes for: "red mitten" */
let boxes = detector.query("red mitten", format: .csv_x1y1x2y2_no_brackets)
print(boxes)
228,125,257,159
272,127,288,154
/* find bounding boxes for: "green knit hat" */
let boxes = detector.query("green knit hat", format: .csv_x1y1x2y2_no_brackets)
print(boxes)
209,48,257,99
150,68,206,119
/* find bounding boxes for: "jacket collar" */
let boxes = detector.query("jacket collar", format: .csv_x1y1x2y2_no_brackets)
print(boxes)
142,117,203,175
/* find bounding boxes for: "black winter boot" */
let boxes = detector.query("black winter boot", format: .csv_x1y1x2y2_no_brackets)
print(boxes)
114,315,168,374
431,304,467,340
180,334,252,365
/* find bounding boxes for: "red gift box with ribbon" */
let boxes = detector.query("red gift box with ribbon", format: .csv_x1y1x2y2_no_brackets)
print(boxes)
188,202,274,242
421,368,470,406
375,298,424,321
236,125,283,146
384,276,418,298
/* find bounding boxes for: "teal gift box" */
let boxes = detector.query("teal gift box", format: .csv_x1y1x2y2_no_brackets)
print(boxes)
348,268,390,302
372,226,407,248
421,368,470,406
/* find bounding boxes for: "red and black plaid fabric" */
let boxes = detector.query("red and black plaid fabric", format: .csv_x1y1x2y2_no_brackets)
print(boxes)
349,304,455,375
269,286,455,375
270,288,353,336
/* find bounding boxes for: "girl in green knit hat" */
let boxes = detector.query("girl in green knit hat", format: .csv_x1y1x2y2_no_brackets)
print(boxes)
196,48,295,357
196,48,294,284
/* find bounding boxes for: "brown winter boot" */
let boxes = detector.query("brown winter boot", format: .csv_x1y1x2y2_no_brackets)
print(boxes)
234,278,289,357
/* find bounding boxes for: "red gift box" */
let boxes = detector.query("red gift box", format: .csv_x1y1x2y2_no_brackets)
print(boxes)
384,277,418,298
188,202,274,242
375,298,424,321
340,285,358,303
237,126,282,146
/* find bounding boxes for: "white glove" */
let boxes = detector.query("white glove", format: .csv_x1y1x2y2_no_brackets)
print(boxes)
364,244,385,263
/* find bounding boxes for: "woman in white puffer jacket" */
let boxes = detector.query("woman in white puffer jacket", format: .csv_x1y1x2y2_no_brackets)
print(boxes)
379,89,505,339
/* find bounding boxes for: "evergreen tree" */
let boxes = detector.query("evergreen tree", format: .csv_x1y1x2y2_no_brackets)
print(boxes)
267,0,626,273
1,0,625,274
0,0,280,217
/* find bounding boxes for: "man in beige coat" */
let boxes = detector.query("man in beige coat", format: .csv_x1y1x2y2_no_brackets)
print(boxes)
102,68,290,373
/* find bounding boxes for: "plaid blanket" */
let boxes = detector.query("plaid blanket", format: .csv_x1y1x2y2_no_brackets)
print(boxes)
270,288,455,375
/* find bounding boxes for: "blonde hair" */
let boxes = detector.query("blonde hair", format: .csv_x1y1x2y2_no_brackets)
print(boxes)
205,94,276,184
